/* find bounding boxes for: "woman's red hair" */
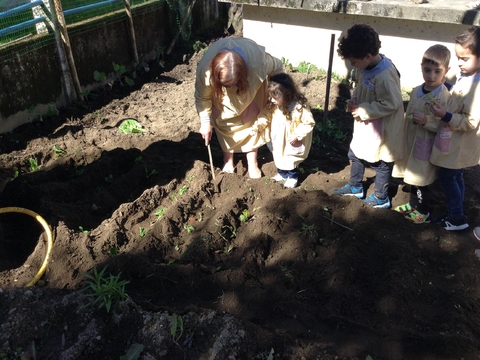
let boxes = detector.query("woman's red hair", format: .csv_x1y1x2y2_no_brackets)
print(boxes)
209,50,248,101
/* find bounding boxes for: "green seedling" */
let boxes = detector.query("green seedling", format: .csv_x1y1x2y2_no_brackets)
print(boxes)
52,145,67,158
79,226,89,234
197,211,203,222
139,227,149,238
119,119,145,134
184,224,195,233
81,265,129,314
239,209,250,223
113,62,134,86
120,344,144,360
109,247,118,256
28,158,42,172
105,174,113,183
170,314,184,344
134,156,143,164
74,163,84,176
145,168,158,179
178,185,188,196
154,208,167,221
406,114,414,122
94,70,106,83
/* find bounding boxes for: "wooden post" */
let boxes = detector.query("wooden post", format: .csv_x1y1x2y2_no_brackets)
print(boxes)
324,33,335,127
52,0,83,102
124,0,139,64
48,0,74,103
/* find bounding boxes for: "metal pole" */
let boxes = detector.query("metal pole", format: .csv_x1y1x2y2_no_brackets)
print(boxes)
324,33,335,127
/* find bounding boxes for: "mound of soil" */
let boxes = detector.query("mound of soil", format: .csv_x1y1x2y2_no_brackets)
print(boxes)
1,36,480,359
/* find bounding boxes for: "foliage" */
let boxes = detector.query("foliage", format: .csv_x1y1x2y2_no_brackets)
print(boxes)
119,343,144,360
28,158,42,172
81,266,130,314
184,224,195,233
139,227,149,238
119,119,145,134
52,145,66,158
154,208,167,222
170,314,183,344
113,62,135,86
312,120,347,148
239,209,250,223
79,226,89,234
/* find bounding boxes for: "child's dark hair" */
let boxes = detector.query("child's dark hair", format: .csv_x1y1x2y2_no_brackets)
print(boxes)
454,26,480,57
337,24,381,59
266,73,307,114
422,44,450,68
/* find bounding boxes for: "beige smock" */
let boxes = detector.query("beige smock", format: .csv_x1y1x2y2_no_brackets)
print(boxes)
256,102,315,170
350,56,405,163
194,38,283,153
424,73,480,169
392,84,451,186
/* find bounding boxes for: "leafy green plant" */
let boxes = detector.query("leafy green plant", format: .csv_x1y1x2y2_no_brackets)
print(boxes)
134,156,143,164
94,70,106,83
139,227,149,238
109,247,118,256
184,224,195,233
28,158,42,172
79,226,89,234
178,185,188,196
52,145,67,158
119,119,145,134
113,62,135,86
154,208,167,222
170,313,184,345
192,40,208,53
312,120,347,147
105,174,113,183
120,343,144,360
296,61,317,75
145,168,158,179
81,265,130,313
239,209,250,223
281,57,293,71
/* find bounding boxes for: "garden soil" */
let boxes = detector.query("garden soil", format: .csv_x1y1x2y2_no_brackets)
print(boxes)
1,36,480,359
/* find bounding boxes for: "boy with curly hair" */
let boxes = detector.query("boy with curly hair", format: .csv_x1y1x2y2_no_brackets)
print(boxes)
333,24,405,209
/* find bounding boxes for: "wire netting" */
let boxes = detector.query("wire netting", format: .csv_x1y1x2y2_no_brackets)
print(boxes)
0,0,193,64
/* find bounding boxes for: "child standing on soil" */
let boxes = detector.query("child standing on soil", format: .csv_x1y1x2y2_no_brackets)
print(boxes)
426,26,480,231
333,24,405,208
393,45,452,224
251,73,315,188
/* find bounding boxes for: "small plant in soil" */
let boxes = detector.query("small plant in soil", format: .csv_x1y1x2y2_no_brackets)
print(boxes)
52,145,66,158
104,174,113,183
119,119,145,134
145,168,158,179
153,208,167,223
28,158,42,172
120,343,144,360
139,227,149,238
239,209,250,223
170,314,183,345
78,226,89,234
298,215,318,238
109,247,118,256
113,62,135,86
184,224,195,233
81,265,130,314
134,156,143,164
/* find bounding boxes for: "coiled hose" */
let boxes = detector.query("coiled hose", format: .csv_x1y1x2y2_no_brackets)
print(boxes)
0,207,53,286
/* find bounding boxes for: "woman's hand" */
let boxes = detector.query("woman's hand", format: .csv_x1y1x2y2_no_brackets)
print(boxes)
200,123,213,146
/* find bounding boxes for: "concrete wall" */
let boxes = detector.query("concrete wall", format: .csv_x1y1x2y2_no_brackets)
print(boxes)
0,0,227,133
222,0,477,90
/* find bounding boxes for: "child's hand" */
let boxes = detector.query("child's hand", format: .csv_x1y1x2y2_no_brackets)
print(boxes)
287,135,300,145
346,98,358,113
429,102,446,118
411,111,427,125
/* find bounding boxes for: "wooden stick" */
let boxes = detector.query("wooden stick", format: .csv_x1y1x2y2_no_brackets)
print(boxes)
123,0,139,64
323,33,335,127
207,144,215,180
319,214,352,231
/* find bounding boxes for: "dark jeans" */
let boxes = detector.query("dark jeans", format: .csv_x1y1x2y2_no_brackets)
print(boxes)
278,168,299,180
348,148,393,199
437,167,465,219
410,185,429,214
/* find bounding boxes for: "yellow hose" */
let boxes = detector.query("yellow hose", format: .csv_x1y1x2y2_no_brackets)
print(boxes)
0,207,54,286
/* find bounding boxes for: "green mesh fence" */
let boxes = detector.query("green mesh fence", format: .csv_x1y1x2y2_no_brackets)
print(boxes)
0,0,193,64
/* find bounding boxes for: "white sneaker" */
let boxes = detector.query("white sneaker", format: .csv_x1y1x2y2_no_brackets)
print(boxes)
272,173,285,182
284,178,298,188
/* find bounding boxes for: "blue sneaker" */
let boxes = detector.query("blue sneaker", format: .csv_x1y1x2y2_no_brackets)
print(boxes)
365,194,391,209
333,184,364,198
